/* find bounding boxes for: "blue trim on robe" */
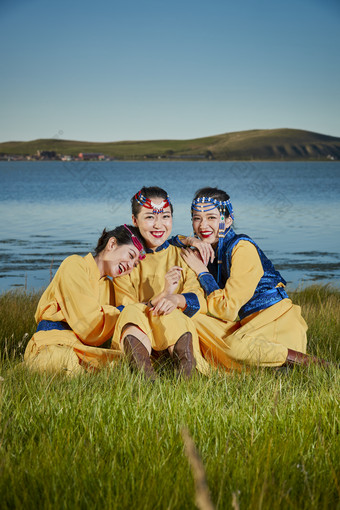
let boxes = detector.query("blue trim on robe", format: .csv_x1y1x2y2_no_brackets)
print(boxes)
239,286,288,319
181,292,200,317
116,305,125,312
169,235,187,248
145,241,170,254
169,229,288,320
198,273,219,295
36,320,72,332
206,228,288,320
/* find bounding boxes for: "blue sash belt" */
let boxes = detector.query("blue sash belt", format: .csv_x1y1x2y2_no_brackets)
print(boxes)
36,320,72,332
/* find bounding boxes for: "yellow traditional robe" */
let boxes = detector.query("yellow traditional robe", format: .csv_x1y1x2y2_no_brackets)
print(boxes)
194,241,308,369
112,244,211,374
24,253,122,374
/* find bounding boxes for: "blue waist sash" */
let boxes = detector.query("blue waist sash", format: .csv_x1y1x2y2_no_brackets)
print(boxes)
36,320,72,332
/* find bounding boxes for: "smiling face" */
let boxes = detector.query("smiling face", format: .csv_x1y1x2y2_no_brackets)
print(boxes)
101,238,140,278
192,207,233,246
132,197,173,250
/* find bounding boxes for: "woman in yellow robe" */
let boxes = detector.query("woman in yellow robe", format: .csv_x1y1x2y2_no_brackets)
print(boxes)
177,187,328,370
24,225,146,375
112,186,210,379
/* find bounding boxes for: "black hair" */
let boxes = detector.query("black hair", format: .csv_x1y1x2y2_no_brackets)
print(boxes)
193,187,231,217
94,224,145,256
131,186,174,216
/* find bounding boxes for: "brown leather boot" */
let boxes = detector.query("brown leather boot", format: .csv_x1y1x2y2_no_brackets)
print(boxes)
284,348,330,368
173,332,196,378
123,335,157,380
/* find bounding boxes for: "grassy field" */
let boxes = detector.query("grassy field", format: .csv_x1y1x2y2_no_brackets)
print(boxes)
0,286,339,509
1,128,340,160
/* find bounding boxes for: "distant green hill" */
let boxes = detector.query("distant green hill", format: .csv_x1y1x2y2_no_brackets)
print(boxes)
1,128,339,160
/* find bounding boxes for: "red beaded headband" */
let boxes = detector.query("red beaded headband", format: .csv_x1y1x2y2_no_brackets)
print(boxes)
135,190,171,214
123,224,146,260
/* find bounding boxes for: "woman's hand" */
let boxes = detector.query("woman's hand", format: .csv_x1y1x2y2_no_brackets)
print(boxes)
186,237,215,265
150,294,180,316
163,266,183,294
181,248,209,276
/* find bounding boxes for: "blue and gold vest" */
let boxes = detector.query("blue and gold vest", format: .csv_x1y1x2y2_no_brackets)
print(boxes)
209,229,288,319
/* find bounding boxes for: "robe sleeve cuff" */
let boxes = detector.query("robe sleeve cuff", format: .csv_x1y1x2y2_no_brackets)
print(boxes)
181,292,200,317
169,235,187,248
116,305,125,312
198,272,219,295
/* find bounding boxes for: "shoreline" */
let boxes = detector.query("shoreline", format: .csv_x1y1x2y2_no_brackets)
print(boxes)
1,128,339,162
1,157,339,163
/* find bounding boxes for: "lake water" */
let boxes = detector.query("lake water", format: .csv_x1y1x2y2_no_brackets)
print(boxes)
1,160,340,293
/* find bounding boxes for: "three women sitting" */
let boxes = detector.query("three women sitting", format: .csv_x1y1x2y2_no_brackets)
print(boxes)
24,185,327,377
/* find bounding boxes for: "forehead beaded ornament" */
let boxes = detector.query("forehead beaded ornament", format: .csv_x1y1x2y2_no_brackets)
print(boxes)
135,190,172,214
191,196,234,286
123,224,146,260
191,196,234,219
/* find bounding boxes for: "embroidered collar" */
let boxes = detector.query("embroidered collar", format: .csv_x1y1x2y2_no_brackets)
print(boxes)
145,240,170,253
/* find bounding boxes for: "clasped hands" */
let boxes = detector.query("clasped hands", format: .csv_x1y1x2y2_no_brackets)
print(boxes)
146,239,213,316
147,266,185,316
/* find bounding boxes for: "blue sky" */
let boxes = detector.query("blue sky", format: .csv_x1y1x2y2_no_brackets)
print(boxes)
1,0,339,142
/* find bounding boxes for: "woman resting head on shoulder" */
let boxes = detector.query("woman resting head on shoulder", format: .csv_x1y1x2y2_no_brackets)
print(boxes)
94,224,146,278
24,224,146,375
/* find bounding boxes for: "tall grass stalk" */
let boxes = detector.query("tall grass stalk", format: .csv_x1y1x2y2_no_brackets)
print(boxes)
0,286,339,509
